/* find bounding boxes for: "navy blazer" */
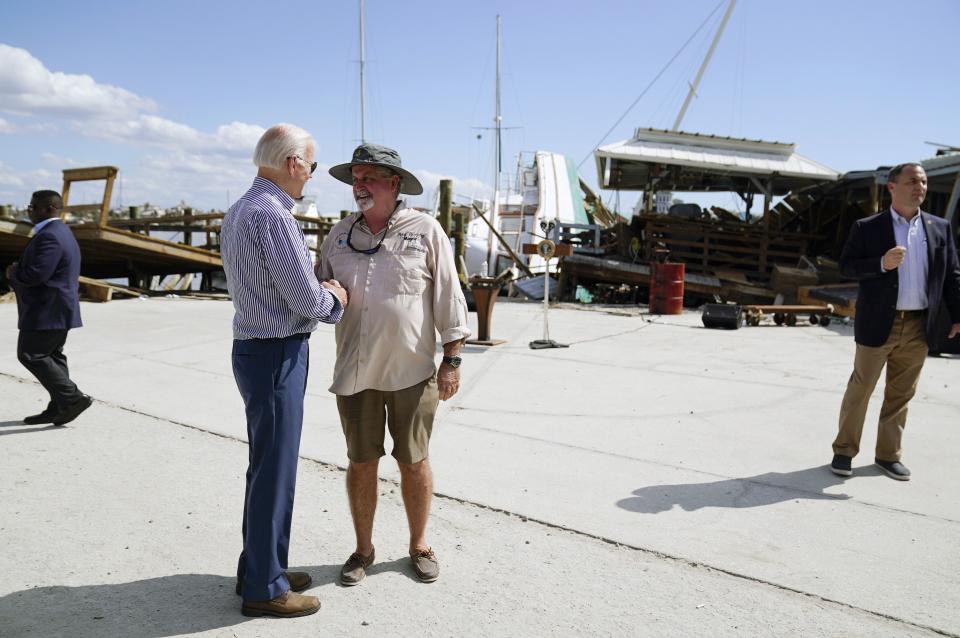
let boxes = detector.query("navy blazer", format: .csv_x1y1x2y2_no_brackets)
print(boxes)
840,210,960,348
10,219,83,331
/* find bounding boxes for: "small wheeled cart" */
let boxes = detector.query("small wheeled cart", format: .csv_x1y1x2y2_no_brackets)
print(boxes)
742,304,835,327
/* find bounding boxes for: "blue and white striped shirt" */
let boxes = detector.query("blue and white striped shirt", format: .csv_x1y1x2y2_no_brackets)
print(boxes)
220,177,343,339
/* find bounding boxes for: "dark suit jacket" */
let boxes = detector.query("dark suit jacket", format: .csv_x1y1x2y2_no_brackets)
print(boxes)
840,210,960,348
10,219,83,331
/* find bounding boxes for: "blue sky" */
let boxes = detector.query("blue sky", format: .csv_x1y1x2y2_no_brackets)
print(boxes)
1,0,958,214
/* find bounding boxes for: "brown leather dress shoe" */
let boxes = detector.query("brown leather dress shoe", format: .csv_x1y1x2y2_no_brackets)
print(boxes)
340,548,375,586
241,591,320,618
235,571,312,596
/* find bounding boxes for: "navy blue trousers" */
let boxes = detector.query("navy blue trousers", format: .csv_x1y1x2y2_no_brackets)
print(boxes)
232,333,309,601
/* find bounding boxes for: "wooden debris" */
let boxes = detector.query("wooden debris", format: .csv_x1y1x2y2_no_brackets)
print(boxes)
798,284,857,318
78,276,145,301
770,264,819,301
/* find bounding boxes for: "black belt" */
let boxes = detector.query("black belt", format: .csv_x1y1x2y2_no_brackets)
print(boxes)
896,309,926,318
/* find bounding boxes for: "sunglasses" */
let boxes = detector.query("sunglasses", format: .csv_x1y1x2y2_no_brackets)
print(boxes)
290,155,318,175
346,215,388,255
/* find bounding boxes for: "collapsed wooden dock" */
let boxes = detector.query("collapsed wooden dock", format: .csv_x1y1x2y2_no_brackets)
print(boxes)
1,166,225,290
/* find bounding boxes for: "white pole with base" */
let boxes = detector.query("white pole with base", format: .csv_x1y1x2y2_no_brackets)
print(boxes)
529,237,568,350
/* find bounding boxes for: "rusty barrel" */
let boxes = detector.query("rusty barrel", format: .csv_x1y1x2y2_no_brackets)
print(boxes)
650,262,685,315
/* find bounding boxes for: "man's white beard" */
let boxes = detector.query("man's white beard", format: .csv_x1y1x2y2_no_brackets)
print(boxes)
356,195,374,211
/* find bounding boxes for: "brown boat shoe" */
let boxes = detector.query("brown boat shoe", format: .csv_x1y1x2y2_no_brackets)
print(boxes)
240,590,320,618
235,571,312,596
410,546,439,583
340,548,375,586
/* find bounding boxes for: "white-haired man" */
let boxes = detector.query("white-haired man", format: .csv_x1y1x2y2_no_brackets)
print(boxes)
220,123,348,618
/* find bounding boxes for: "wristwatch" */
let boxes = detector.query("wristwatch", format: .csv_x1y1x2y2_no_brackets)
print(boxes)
441,355,462,368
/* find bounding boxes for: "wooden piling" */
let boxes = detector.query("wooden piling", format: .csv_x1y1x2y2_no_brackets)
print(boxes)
183,207,193,247
454,211,466,282
439,179,453,235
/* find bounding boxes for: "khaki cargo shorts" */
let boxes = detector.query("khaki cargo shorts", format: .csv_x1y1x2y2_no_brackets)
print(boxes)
335,376,439,464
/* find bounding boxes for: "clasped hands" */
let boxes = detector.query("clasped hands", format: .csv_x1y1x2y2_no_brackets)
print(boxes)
321,279,348,308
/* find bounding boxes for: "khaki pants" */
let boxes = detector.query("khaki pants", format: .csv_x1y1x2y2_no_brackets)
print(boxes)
833,313,928,462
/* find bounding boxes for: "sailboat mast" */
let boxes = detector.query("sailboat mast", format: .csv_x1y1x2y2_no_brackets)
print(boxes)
672,0,736,131
495,14,502,198
359,0,367,143
484,14,503,276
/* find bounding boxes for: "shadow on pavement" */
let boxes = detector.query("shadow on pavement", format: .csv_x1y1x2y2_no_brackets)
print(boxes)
617,465,857,514
0,423,62,436
364,557,420,583
303,556,420,586
0,567,339,637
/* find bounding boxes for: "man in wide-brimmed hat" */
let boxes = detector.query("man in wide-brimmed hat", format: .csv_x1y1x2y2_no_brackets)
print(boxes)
318,143,470,586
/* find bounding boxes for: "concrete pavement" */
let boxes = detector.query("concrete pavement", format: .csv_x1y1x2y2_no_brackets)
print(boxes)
1,296,957,637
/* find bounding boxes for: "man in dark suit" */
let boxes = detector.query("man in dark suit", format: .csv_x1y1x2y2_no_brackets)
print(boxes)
830,163,960,480
5,190,92,426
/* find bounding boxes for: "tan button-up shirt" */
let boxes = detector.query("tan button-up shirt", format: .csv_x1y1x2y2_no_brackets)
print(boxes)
318,204,471,395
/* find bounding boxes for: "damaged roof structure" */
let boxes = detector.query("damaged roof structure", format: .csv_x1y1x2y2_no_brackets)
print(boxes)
595,127,839,220
558,128,959,314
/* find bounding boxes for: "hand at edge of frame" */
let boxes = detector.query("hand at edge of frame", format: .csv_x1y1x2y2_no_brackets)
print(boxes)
437,363,460,401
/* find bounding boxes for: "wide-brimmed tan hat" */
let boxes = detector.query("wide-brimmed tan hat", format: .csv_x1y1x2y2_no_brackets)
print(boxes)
328,143,423,195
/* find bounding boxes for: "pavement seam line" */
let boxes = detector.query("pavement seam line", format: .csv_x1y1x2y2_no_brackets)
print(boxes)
565,322,652,345
3,371,956,637
77,397,960,636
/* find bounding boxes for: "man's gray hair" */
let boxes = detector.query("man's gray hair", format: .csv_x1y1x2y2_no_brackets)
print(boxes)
888,162,924,183
253,124,314,170
373,166,402,196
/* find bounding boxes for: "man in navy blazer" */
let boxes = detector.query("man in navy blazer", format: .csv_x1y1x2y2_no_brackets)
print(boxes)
5,190,92,426
830,163,960,480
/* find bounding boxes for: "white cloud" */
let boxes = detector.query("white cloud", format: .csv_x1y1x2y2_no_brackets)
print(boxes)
0,117,57,134
0,151,493,214
78,115,265,156
41,152,78,166
24,121,58,133
0,44,263,155
0,162,24,187
215,122,266,152
0,45,490,212
0,163,57,193
0,44,156,118
413,169,490,207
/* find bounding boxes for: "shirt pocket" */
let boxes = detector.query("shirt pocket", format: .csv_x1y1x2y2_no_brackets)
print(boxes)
386,253,427,296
